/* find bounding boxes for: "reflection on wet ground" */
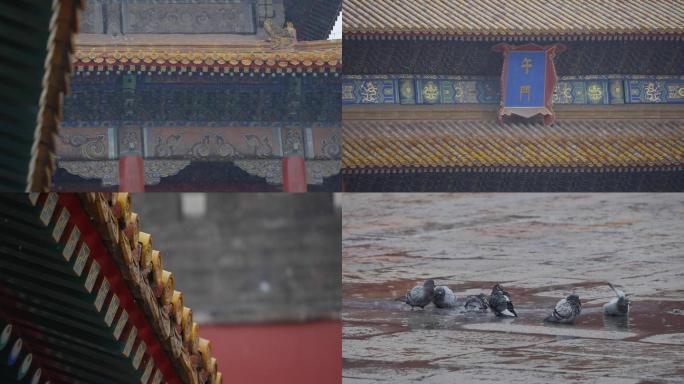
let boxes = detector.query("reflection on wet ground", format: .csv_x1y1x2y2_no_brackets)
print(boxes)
342,194,684,383
345,295,684,340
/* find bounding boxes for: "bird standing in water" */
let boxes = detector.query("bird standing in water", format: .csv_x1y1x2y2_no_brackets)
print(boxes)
603,283,630,316
464,293,489,312
398,279,436,310
489,284,517,317
433,285,458,308
545,294,582,324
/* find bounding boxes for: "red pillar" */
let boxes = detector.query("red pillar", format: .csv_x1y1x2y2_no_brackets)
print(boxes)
282,156,307,192
119,156,145,192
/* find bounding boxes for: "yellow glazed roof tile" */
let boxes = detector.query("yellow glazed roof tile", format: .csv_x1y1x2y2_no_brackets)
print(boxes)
73,40,342,71
343,0,684,37
77,192,222,384
342,120,684,170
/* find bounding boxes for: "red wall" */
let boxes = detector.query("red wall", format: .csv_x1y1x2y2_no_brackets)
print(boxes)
200,320,341,384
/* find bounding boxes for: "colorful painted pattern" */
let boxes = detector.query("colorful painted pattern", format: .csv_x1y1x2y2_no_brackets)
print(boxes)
63,72,341,123
342,75,684,105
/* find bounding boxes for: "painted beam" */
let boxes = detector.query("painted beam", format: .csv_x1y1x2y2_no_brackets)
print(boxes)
342,75,684,106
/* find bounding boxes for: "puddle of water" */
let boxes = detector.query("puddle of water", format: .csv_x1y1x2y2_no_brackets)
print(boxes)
342,194,684,382
461,323,636,340
344,282,684,342
343,358,433,371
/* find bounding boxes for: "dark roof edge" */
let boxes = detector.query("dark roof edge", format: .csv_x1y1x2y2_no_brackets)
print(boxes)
343,32,684,42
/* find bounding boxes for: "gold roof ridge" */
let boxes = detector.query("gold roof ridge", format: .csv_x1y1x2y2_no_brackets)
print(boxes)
74,39,342,70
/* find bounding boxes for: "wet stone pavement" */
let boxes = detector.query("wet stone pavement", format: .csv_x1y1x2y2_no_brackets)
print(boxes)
342,194,684,383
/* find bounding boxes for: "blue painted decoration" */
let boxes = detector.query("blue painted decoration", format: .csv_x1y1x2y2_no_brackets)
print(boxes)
503,51,546,108
342,75,684,106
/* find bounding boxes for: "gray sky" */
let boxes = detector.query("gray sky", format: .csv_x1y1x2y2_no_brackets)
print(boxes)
329,12,341,40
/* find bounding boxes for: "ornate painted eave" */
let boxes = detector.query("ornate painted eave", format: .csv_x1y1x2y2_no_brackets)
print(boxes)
55,121,341,189
0,0,82,192
342,120,684,171
343,0,684,41
73,38,342,74
343,75,684,106
0,193,223,383
28,0,84,192
57,159,339,187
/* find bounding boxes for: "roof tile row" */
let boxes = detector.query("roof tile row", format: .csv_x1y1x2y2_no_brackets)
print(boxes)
74,40,342,72
78,192,222,384
28,0,83,192
343,0,684,37
342,120,684,169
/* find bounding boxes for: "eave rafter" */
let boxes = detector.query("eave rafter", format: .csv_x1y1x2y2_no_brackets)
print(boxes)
0,193,223,384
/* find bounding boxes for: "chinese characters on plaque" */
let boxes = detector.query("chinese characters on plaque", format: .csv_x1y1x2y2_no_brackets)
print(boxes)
493,44,565,125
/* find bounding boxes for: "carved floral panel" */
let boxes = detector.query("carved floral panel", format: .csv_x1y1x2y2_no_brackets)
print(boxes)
57,128,111,160
311,128,340,160
123,3,255,34
147,127,279,160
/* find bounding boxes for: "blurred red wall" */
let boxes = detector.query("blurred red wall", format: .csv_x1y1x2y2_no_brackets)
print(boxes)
200,320,341,384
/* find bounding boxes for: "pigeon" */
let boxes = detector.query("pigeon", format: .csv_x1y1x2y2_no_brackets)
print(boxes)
464,293,489,312
545,294,582,324
488,284,517,317
397,279,436,309
603,283,630,316
433,286,458,308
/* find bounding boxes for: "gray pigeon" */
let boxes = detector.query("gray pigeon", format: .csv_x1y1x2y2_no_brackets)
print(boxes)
603,283,629,316
398,279,436,309
464,293,489,312
545,294,582,324
433,286,457,308
488,284,517,317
